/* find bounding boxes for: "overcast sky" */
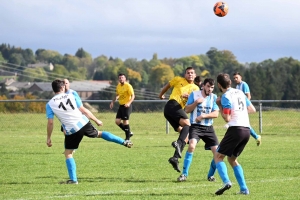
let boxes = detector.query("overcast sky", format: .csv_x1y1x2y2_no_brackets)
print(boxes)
1,0,300,63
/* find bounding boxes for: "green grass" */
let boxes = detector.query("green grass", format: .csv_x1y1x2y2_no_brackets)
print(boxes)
0,112,300,199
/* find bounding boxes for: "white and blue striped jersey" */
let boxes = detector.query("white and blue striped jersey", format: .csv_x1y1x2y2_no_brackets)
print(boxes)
186,91,219,126
221,88,251,127
46,93,89,135
236,81,250,95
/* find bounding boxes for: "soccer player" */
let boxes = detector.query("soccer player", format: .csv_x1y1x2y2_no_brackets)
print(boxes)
177,78,219,182
158,67,199,173
233,72,262,146
110,73,135,141
214,73,256,195
46,79,133,184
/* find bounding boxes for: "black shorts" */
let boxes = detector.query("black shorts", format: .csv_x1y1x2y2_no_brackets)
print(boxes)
189,124,219,150
217,126,250,157
64,121,98,150
116,104,132,120
164,100,188,132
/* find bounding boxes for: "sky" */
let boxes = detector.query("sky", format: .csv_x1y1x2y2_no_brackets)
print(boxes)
1,0,300,63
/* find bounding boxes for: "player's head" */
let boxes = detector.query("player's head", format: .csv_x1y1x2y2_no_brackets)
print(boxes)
52,79,65,93
202,78,215,96
118,73,127,84
184,67,196,83
217,73,231,92
194,76,202,86
63,79,70,92
233,72,242,84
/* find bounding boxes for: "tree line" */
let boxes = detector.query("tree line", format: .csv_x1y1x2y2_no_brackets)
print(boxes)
0,43,300,103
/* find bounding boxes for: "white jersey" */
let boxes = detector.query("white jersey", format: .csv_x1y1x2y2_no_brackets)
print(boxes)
186,91,219,126
221,88,251,127
46,93,89,135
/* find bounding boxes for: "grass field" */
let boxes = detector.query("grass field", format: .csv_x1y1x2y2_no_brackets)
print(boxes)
0,112,300,199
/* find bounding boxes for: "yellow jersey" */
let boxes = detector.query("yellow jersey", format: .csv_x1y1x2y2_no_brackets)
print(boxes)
116,82,134,105
169,76,199,108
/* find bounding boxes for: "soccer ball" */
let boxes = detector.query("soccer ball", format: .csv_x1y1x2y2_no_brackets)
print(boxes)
213,2,229,17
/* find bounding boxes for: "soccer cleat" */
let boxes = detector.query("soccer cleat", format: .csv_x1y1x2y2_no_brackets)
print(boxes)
237,189,250,195
207,176,216,182
60,180,78,184
215,183,232,195
123,140,133,148
171,141,182,158
177,174,187,182
256,135,262,146
129,132,134,138
168,157,181,173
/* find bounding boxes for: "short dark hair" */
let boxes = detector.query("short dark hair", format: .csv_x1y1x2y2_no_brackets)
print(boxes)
203,78,215,86
233,72,241,76
118,73,126,78
51,79,65,93
194,76,201,84
217,73,231,89
185,67,195,73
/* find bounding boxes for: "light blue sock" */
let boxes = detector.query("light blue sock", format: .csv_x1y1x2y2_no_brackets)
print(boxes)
207,158,216,178
182,151,193,176
250,127,259,139
66,158,77,182
233,165,248,191
101,131,124,145
216,161,231,184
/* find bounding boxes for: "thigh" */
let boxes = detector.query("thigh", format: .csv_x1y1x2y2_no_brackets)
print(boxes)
82,121,99,138
122,104,132,120
116,106,122,119
65,130,84,150
201,126,219,150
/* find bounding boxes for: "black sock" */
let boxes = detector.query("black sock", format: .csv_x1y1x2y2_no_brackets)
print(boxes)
118,123,126,131
124,124,130,140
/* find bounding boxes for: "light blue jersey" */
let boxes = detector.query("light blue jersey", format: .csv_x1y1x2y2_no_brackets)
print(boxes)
186,91,219,126
46,93,89,135
236,81,250,95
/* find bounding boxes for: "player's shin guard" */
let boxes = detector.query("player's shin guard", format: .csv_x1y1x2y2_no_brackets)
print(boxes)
66,158,77,182
233,165,248,191
216,161,231,184
101,131,124,145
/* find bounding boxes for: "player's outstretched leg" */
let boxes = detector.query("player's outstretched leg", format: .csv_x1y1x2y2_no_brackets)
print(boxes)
99,131,133,148
250,127,261,146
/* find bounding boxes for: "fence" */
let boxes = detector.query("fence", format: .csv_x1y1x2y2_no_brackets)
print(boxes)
0,100,299,136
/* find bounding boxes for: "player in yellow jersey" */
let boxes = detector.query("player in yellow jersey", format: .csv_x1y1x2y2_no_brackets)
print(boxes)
159,67,199,173
110,73,135,142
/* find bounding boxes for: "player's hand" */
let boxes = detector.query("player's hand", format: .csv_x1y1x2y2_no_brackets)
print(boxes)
47,139,52,147
124,103,130,107
95,120,103,126
109,101,114,109
181,93,189,98
195,115,203,122
159,95,165,99
196,98,204,104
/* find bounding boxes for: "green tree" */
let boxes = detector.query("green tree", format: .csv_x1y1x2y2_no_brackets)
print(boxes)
149,63,174,91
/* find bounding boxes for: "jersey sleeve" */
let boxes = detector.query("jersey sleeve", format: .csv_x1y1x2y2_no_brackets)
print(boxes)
221,95,231,114
128,84,134,95
186,91,195,105
169,76,181,87
72,90,80,98
243,82,250,94
74,94,83,108
46,103,54,119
